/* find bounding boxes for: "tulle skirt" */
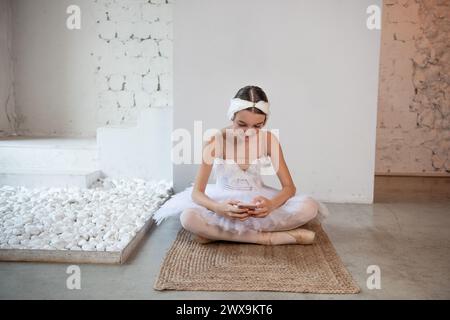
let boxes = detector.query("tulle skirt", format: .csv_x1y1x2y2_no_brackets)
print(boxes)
152,183,330,235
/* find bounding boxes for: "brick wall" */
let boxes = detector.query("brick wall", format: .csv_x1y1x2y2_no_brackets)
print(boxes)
376,0,450,175
93,0,173,126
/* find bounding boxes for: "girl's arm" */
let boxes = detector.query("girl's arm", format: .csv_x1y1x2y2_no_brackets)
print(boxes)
191,136,220,212
265,131,297,209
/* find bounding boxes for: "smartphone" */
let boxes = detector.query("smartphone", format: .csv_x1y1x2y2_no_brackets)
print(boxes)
237,203,258,210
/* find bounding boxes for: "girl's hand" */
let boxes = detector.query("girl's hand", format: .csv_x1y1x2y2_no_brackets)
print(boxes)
248,196,275,218
214,200,251,220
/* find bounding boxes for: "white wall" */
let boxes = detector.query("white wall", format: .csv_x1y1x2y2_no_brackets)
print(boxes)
12,0,98,137
174,0,382,203
10,0,173,137
97,107,173,182
0,0,16,136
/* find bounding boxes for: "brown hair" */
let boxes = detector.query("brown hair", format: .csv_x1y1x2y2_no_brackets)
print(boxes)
232,85,269,121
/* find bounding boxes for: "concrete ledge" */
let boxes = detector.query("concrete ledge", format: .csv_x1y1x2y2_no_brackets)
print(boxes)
0,218,154,265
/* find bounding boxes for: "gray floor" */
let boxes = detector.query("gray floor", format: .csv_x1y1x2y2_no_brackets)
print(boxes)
1,201,449,299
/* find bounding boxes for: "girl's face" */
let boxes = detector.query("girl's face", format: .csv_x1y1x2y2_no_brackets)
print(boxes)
232,110,266,139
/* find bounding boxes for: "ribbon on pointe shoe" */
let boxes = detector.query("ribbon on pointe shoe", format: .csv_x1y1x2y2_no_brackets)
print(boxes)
285,228,316,245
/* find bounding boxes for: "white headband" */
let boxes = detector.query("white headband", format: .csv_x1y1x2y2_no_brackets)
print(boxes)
227,98,270,121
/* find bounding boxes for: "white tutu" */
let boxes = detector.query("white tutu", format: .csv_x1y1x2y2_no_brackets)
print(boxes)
152,157,330,234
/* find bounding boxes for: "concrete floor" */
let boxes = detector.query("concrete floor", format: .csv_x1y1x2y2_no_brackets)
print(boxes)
0,201,449,299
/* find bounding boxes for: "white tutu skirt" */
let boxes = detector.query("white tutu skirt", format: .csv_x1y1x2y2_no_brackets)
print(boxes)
153,183,330,235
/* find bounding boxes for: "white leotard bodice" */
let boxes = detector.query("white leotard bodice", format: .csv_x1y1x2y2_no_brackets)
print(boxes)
212,158,263,191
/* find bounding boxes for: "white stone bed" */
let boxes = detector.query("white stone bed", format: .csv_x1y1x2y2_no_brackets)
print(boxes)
0,178,172,263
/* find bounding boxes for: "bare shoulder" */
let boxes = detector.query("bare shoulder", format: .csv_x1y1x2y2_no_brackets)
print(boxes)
203,128,228,159
266,130,279,142
205,128,228,145
220,126,232,137
265,130,281,156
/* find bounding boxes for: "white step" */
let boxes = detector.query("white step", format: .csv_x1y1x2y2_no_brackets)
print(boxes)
0,136,98,171
0,169,103,188
0,136,100,188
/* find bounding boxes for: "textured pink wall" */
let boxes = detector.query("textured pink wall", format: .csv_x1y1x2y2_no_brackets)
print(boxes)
376,0,450,175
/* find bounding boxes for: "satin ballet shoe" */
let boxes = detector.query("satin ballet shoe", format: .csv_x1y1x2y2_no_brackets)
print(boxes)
285,228,316,245
192,234,217,244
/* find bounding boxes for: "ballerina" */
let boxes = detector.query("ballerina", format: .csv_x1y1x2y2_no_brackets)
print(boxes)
153,85,330,245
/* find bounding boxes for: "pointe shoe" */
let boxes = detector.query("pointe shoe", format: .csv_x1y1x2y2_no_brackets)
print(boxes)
285,228,316,245
192,234,216,244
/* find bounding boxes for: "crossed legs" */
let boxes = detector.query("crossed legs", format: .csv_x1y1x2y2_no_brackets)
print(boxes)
179,198,320,245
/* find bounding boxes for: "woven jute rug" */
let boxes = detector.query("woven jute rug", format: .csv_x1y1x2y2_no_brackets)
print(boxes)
154,220,360,294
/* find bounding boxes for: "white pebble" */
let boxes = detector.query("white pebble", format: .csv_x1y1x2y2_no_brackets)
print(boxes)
24,225,41,236
0,178,171,252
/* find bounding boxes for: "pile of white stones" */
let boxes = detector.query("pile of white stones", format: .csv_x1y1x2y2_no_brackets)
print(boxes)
0,178,172,252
